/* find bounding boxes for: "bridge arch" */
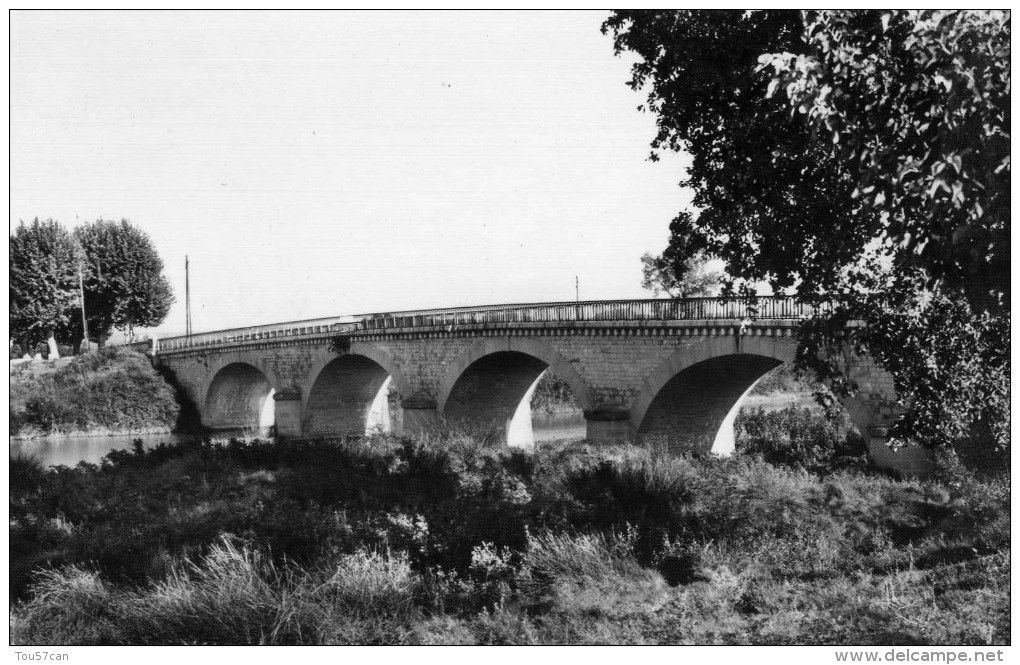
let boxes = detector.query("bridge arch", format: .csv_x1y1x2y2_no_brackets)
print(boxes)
436,337,591,446
630,335,799,455
302,344,411,437
202,354,281,431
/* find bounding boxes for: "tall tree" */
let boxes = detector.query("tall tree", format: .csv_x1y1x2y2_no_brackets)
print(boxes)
9,219,80,358
70,219,174,347
640,213,721,298
603,10,1009,453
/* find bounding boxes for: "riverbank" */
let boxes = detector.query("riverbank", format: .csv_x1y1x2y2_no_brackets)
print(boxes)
10,432,1009,645
10,347,180,439
10,425,173,441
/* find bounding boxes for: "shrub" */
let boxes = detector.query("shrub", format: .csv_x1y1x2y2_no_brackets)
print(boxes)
10,452,46,498
748,363,817,395
530,371,579,414
561,450,698,526
735,406,869,475
10,347,179,436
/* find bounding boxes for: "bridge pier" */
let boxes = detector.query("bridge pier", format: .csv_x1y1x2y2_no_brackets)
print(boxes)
400,395,440,437
584,406,632,443
273,387,303,439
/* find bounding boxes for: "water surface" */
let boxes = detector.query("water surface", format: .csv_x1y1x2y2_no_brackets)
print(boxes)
532,411,586,444
11,411,589,468
8,432,251,468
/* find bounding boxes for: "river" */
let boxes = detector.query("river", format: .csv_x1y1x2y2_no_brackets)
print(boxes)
10,432,203,468
10,411,589,468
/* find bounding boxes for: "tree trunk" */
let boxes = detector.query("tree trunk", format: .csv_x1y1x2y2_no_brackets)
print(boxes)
46,331,60,359
73,337,88,355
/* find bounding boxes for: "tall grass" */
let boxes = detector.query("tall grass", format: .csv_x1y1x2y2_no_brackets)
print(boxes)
521,529,667,614
12,536,424,645
10,432,1009,645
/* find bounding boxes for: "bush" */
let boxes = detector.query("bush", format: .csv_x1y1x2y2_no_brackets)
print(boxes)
10,347,179,436
10,452,46,498
560,450,700,560
748,364,817,395
735,406,868,475
530,371,579,413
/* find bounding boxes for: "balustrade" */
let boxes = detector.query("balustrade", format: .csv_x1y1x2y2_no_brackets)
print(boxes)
152,296,810,352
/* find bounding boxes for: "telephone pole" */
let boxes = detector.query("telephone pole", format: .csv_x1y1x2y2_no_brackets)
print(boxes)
575,275,579,303
78,260,89,353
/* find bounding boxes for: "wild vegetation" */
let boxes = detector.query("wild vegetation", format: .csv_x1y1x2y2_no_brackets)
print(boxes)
530,371,579,414
11,428,1008,645
605,11,1010,455
10,347,180,438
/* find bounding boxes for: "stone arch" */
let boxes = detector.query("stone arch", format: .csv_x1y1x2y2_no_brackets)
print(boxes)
200,351,283,406
437,337,592,413
628,335,925,472
302,344,411,437
630,335,798,455
436,336,592,446
302,343,413,408
202,358,278,430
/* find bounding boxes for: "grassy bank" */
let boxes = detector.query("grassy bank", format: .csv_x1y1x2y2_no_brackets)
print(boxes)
10,430,1008,645
9,348,180,439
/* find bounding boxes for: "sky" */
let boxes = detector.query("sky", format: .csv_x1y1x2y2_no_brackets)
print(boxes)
10,10,694,336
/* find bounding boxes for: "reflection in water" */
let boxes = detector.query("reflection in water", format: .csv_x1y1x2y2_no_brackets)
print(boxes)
9,430,268,468
10,433,195,468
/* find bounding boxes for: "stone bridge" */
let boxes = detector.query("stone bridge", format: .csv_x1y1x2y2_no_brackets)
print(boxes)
144,298,930,476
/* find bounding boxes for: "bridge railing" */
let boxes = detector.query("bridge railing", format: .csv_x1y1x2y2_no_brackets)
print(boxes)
153,296,811,352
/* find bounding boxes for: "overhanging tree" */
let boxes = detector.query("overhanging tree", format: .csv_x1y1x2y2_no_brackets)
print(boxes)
70,219,174,347
604,10,1009,453
10,219,80,358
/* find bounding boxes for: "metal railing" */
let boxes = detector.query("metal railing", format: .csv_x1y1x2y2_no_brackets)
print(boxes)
152,296,810,353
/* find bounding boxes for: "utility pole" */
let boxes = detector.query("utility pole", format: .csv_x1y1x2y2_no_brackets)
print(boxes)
78,260,89,353
574,275,580,321
185,255,192,337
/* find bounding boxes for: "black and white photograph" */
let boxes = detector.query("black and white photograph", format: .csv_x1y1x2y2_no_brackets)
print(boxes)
8,9,1010,652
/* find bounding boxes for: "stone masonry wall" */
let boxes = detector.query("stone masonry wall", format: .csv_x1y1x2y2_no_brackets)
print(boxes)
154,320,929,476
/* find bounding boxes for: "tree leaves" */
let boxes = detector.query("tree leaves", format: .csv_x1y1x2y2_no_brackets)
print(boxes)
604,10,1009,453
640,211,724,298
10,219,79,346
760,10,1009,311
71,220,175,345
11,218,174,349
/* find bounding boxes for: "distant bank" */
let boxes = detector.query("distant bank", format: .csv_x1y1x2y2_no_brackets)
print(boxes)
10,348,180,440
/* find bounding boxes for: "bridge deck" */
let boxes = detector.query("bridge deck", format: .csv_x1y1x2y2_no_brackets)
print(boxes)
149,296,812,353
